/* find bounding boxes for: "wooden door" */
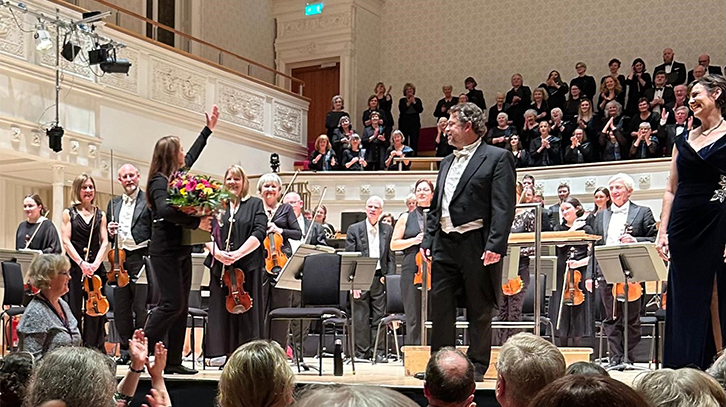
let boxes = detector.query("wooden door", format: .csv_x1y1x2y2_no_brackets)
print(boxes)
292,63,340,148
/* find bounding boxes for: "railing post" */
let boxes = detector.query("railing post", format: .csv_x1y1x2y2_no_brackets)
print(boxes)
115,10,120,25
218,52,223,65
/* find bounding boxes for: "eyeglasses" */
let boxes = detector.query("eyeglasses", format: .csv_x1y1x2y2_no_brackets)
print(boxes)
57,270,70,276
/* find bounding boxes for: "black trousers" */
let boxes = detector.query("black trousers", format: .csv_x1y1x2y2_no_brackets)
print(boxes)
114,248,149,352
430,229,499,375
145,251,192,366
290,291,311,360
599,282,641,362
66,262,106,351
352,274,386,358
400,255,421,345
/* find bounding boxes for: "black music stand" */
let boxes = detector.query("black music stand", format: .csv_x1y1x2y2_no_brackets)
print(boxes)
595,243,667,371
340,254,378,363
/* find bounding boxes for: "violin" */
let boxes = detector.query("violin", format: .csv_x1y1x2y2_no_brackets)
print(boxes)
612,224,643,302
563,247,585,307
220,215,252,314
264,231,287,276
83,275,110,317
414,251,431,291
106,152,130,288
502,276,524,296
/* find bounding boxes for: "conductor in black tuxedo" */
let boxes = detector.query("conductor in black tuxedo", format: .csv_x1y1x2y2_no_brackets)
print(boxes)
106,163,152,365
345,196,395,363
422,103,517,378
591,173,656,366
654,48,687,86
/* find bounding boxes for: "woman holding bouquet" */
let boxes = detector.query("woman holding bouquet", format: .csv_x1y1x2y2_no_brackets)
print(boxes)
204,165,267,360
145,105,219,375
257,173,302,348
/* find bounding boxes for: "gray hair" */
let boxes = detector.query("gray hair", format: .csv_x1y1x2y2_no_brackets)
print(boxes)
256,172,282,193
392,129,406,143
551,107,563,117
605,100,623,116
331,95,344,109
496,333,566,407
448,103,486,137
26,254,70,291
404,193,416,204
25,347,116,407
497,112,509,121
639,122,652,130
294,384,419,407
675,105,689,113
367,195,384,208
707,351,726,391
608,172,634,191
634,368,726,407
524,109,538,119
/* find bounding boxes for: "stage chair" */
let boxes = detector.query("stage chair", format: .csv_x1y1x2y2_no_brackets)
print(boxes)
1,261,26,355
520,273,555,343
372,273,405,364
269,253,355,376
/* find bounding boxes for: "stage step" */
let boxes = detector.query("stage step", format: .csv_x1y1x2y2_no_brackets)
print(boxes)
401,346,592,379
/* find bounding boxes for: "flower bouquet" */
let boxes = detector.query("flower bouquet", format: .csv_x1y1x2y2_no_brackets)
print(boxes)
167,171,232,245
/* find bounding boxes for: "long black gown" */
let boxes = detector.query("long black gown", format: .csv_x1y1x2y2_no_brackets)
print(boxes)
400,206,427,345
664,131,726,369
205,197,267,357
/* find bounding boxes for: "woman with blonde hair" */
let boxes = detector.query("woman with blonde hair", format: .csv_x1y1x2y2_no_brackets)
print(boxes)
309,135,336,171
205,165,268,360
218,340,295,407
61,173,108,350
634,368,726,407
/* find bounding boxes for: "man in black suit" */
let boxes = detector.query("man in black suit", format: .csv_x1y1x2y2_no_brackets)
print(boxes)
687,54,723,83
548,183,570,229
345,196,395,363
654,48,687,87
658,106,691,156
591,173,656,367
106,163,152,365
644,71,676,116
422,103,516,378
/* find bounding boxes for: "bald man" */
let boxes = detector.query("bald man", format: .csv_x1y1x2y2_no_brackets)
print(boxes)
654,48,686,86
424,348,476,407
106,163,153,365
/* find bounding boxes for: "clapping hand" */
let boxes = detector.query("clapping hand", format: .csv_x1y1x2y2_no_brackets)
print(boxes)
205,104,220,131
147,342,167,380
661,109,669,121
128,329,148,372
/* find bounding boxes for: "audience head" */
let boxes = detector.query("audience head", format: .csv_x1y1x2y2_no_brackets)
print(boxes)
694,64,707,80
507,134,522,151
331,95,344,110
511,73,523,88
699,54,712,67
575,62,587,75
414,179,435,207
25,347,115,407
605,100,622,118
600,76,622,95
608,58,621,73
369,111,380,125
349,133,361,147
522,174,535,189
443,84,453,97
634,368,726,407
533,87,548,102
27,254,71,299
338,115,351,129
283,192,303,217
632,58,646,74
447,103,486,147
303,209,312,220
496,92,506,104
663,47,674,64
219,340,295,407
367,95,378,109
314,134,331,153
578,99,592,117
424,347,475,407
366,196,384,224
519,186,535,204
528,375,650,407
294,384,419,407
224,164,251,201
464,77,477,90
551,107,563,122
565,361,609,377
380,213,394,226
524,109,537,125
314,205,327,223
71,173,96,205
23,194,48,222
593,186,611,212
0,352,34,407
534,192,545,206
374,82,386,94
548,70,563,85
608,173,634,206
654,70,667,87
560,197,585,224
637,97,651,113
674,85,688,102
458,93,468,104
392,130,406,145
496,333,566,407
405,193,417,212
403,83,416,97
689,74,726,117
572,128,586,143
437,116,448,131
538,120,551,136
497,112,509,127
638,121,652,138
557,183,571,202
569,84,581,99
117,164,141,195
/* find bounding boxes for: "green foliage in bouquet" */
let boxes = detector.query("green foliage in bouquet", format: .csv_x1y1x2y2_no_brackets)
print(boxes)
167,171,234,216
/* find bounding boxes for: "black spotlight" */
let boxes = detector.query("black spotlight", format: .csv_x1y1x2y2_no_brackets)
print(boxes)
99,47,131,74
46,125,64,153
270,153,280,173
61,35,81,62
88,43,111,65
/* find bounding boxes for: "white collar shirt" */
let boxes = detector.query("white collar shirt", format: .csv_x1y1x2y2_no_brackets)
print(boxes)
118,189,146,250
441,138,484,233
606,200,631,246
367,219,381,270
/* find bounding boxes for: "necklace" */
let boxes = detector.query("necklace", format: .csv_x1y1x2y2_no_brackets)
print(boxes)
702,118,724,137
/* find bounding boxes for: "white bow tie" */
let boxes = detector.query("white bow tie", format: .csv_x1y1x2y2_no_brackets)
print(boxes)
612,204,628,214
453,149,472,159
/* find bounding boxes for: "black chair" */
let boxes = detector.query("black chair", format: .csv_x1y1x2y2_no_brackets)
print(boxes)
372,274,405,364
521,273,555,343
269,253,355,375
104,282,119,354
1,261,26,355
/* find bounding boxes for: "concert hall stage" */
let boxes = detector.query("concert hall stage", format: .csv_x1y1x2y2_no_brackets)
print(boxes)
120,358,642,407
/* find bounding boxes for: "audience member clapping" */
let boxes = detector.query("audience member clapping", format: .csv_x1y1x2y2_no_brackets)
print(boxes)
563,84,582,121
294,384,418,407
630,122,660,159
527,375,650,407
645,70,676,116
628,97,659,139
0,352,34,407
540,70,568,110
309,134,337,171
520,109,540,148
531,88,550,122
424,347,476,407
575,99,597,143
385,130,414,171
464,76,486,111
325,95,349,140
597,76,624,115
625,58,652,116
398,83,424,155
374,82,395,132
564,128,592,164
332,115,356,164
634,368,726,407
362,95,387,129
343,133,367,171
529,121,561,166
362,111,388,170
599,102,628,161
434,85,458,121
115,329,170,407
496,333,566,407
600,59,627,99
506,74,532,131
570,62,597,101
486,112,516,149
487,92,508,130
549,107,568,140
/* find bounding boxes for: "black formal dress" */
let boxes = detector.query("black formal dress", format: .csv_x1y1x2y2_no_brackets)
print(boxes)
398,97,424,155
510,149,529,168
433,97,458,121
529,136,562,166
265,203,302,348
485,126,516,149
422,140,516,376
145,126,210,368
664,131,726,369
563,97,581,121
599,124,629,161
506,86,532,131
362,124,388,171
531,101,550,122
625,73,652,116
377,95,395,134
570,75,597,100
331,127,356,167
325,110,349,139
15,219,61,253
308,149,336,171
486,105,508,130
400,207,427,345
539,82,568,110
466,89,486,111
385,145,414,171
564,141,593,164
64,205,107,351
343,147,367,171
205,198,267,357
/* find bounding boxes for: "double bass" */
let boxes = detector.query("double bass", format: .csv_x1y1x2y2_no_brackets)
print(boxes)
81,208,109,317
220,212,252,314
106,151,130,288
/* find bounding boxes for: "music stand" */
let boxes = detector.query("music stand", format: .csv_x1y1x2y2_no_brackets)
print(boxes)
275,245,336,291
340,254,378,363
595,243,667,371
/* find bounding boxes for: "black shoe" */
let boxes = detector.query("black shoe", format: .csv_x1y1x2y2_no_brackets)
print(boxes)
374,354,389,364
164,365,198,375
413,371,425,380
116,353,131,366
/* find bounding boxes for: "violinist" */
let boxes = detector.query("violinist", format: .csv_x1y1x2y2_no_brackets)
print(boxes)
390,179,434,346
105,164,152,365
61,173,109,351
549,197,593,347
592,173,656,367
496,185,536,345
205,165,267,361
257,173,302,348
15,194,61,254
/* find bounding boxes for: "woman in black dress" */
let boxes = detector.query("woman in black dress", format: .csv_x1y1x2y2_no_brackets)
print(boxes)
205,165,267,360
16,194,61,254
60,174,109,350
486,112,517,149
435,117,454,160
564,128,593,164
257,173,302,349
659,75,726,369
144,106,217,374
599,101,629,161
563,85,582,121
325,95,349,140
597,76,624,116
398,83,424,155
384,130,414,171
549,197,593,347
375,82,394,135
465,77,486,111
362,95,388,130
625,58,652,116
308,135,337,171
540,70,568,110
343,134,368,171
487,92,508,130
331,115,355,166
390,179,434,345
433,85,458,121
506,134,529,168
362,111,387,171
531,88,550,122
529,121,562,166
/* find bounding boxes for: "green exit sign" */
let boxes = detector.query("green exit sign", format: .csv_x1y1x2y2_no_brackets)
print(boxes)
305,3,324,16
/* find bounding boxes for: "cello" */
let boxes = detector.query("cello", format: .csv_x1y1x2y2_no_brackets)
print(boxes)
107,152,130,288
81,208,110,317
263,171,299,276
220,211,252,314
